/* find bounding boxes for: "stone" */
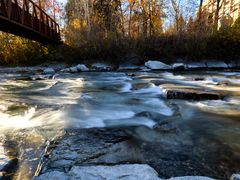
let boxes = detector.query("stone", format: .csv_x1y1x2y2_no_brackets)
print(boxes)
230,174,240,180
69,164,161,180
30,74,55,80
118,64,141,71
145,61,172,70
60,68,71,73
206,61,228,69
43,68,55,75
34,171,68,180
0,144,17,173
227,61,240,68
193,77,205,81
76,64,89,72
186,62,207,69
153,123,178,133
70,67,78,73
161,85,223,100
169,176,215,180
172,63,186,70
91,63,112,71
34,127,235,179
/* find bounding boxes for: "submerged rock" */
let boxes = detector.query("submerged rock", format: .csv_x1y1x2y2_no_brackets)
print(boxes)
193,77,205,81
153,123,178,134
30,74,55,80
145,61,172,70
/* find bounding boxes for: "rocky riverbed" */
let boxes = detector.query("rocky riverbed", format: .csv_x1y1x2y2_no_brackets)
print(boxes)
0,63,240,179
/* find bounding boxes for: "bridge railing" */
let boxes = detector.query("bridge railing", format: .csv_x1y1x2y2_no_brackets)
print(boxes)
0,0,60,42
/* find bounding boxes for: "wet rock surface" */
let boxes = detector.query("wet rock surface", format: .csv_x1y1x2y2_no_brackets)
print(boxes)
34,126,239,180
0,142,18,178
36,164,161,180
161,85,224,100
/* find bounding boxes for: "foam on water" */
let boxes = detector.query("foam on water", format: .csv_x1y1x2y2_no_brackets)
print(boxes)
121,82,132,92
144,98,173,116
133,83,163,94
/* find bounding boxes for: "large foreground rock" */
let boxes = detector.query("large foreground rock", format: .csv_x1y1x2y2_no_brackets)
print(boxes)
36,164,160,180
34,128,237,180
145,61,172,70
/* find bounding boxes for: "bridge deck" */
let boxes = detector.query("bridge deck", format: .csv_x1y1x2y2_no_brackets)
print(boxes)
0,0,60,43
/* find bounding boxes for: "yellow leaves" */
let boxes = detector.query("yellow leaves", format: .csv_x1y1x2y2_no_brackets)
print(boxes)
0,32,53,65
73,19,81,29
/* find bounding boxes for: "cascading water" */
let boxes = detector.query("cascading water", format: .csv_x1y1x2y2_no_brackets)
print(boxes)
0,70,240,179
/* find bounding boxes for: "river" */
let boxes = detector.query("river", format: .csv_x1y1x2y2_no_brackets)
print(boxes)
0,70,240,179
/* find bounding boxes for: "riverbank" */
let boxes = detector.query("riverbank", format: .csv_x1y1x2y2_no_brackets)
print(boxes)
1,59,239,75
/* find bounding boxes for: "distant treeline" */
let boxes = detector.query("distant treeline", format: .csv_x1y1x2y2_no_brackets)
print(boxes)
63,0,240,64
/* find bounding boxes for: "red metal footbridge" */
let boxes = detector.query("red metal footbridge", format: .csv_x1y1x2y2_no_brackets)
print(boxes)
0,0,60,43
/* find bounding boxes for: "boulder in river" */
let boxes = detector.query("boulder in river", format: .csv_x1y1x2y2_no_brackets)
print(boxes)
172,63,186,70
145,60,172,70
161,84,223,100
206,61,228,69
186,62,207,69
91,63,113,71
0,144,18,177
231,174,240,180
43,68,55,75
76,64,89,72
227,61,240,69
169,176,215,180
70,67,78,73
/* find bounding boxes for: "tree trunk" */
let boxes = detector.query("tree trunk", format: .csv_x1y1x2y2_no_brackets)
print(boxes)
214,0,222,30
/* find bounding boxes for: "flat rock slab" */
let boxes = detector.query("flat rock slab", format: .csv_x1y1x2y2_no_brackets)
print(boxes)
161,85,224,100
36,128,143,175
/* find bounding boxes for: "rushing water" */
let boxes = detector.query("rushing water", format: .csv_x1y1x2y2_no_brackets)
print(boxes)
0,70,240,179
